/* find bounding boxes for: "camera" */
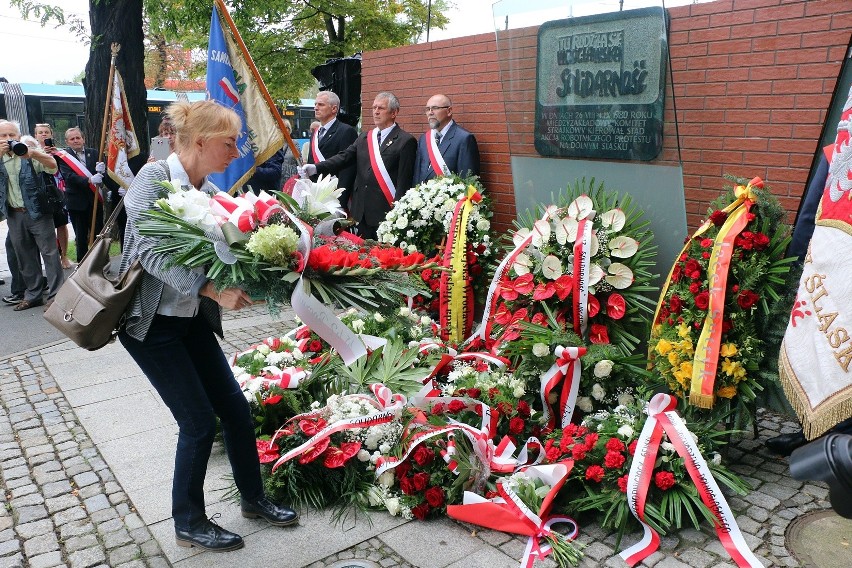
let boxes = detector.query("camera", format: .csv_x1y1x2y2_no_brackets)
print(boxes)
5,139,29,156
789,433,852,519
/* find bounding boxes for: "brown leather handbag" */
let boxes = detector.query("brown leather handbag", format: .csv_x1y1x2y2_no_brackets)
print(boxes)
44,199,142,350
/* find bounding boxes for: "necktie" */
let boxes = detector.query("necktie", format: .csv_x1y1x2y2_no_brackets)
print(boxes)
318,126,326,139
435,132,442,145
377,131,382,145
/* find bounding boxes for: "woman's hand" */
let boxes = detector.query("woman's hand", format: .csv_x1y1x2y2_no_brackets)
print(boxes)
200,281,253,310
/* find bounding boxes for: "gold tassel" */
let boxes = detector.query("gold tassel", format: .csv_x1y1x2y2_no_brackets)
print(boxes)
689,393,715,409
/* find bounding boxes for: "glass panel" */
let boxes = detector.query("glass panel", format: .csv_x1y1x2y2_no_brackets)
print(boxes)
493,0,687,284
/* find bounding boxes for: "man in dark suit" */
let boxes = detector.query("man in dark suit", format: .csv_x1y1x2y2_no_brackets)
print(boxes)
302,92,417,240
56,127,106,260
306,91,358,208
413,94,480,184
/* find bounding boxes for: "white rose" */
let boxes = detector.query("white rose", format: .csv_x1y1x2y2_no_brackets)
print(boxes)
711,452,722,466
351,319,365,333
395,215,408,229
378,470,396,488
310,400,321,409
357,449,371,462
617,392,635,407
617,425,634,438
513,385,525,398
385,497,401,516
591,383,606,401
576,396,593,413
420,315,432,326
594,360,614,378
256,344,271,355
381,233,396,244
374,313,385,323
476,218,490,231
532,343,550,357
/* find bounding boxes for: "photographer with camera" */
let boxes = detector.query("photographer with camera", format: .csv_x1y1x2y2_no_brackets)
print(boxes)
0,119,64,311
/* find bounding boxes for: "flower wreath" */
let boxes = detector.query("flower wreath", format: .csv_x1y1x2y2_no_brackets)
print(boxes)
647,176,795,422
485,179,657,355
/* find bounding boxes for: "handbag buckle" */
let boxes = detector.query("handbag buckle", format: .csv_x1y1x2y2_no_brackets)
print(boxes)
63,310,73,322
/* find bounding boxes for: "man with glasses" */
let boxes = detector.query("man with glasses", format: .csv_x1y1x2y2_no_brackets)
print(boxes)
413,94,480,184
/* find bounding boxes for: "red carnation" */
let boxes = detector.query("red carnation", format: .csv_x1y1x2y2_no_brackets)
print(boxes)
412,445,435,467
604,451,626,469
628,440,638,456
448,400,466,413
425,486,445,508
544,439,562,462
509,417,525,435
411,502,430,520
737,289,759,309
617,474,629,493
654,471,676,491
605,438,625,452
571,444,587,461
694,291,710,310
709,210,728,226
584,433,599,449
412,472,430,492
753,232,770,250
585,465,605,482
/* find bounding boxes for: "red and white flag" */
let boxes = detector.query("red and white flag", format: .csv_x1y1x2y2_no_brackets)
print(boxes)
106,69,140,189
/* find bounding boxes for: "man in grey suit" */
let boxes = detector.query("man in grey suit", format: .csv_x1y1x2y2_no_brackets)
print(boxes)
413,94,480,184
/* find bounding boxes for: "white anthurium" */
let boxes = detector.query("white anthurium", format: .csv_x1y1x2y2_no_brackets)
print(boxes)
544,204,560,219
567,194,594,219
531,219,551,247
588,263,605,286
541,255,563,280
605,262,634,289
513,252,532,276
513,228,531,247
600,208,626,231
590,231,600,256
555,217,578,245
608,235,639,258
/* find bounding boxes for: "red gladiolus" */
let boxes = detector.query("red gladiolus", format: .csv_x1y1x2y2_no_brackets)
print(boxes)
694,291,710,310
412,445,435,467
585,465,605,482
607,293,626,320
654,471,676,491
425,486,445,508
448,400,466,413
412,472,430,492
738,289,759,309
256,440,279,464
298,437,330,465
509,417,525,434
604,451,626,469
618,474,629,493
589,324,610,344
412,502,431,520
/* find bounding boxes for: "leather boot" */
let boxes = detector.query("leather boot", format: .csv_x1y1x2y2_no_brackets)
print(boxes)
765,430,807,457
241,496,299,526
175,516,244,552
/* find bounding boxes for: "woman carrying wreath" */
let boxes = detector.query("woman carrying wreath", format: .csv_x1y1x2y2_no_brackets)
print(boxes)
117,100,298,552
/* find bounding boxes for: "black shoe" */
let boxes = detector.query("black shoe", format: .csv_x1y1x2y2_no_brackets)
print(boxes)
765,430,808,457
2,294,23,305
175,515,244,552
241,496,299,526
0,278,4,285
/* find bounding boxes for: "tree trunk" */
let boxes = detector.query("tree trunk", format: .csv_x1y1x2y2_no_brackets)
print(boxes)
83,0,147,173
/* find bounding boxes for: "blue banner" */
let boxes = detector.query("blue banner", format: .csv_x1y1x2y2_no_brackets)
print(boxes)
206,5,255,193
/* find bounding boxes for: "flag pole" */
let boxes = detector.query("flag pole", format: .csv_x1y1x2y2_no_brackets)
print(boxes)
214,0,302,164
90,42,120,247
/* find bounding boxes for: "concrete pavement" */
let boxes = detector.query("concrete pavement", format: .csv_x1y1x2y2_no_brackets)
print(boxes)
1,223,850,567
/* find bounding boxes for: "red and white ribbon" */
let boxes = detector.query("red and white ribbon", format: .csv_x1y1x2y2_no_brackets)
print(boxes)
210,192,257,232
367,128,396,206
620,393,762,568
53,149,102,200
538,346,586,430
310,128,326,163
425,129,449,176
572,213,595,337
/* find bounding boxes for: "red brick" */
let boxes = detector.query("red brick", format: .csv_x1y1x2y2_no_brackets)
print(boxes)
777,46,830,65
749,94,796,109
706,67,751,83
733,0,785,10
746,123,793,138
754,4,806,24
729,51,777,68
708,9,756,27
724,137,770,151
806,0,852,17
690,26,733,43
795,93,833,109
749,64,797,81
752,35,803,52
684,82,728,97
772,78,826,94
670,15,711,32
708,38,754,55
777,15,832,34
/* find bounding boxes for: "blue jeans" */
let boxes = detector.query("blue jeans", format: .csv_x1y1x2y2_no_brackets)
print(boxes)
119,313,263,530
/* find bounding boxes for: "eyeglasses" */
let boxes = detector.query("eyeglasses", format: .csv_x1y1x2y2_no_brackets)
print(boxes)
424,106,450,113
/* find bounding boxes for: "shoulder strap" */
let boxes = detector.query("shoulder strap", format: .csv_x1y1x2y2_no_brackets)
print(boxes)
98,159,171,237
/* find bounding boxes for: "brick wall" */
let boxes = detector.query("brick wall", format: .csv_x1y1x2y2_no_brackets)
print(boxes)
362,0,851,233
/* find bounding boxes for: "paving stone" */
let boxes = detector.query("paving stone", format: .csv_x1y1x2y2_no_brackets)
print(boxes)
41,481,71,499
58,520,95,541
14,504,48,524
53,506,87,525
675,547,718,568
28,550,63,568
0,552,24,568
743,492,781,510
78,485,103,500
22,533,59,557
72,472,98,489
102,528,132,549
65,534,100,553
11,492,44,508
68,546,106,568
45,494,80,515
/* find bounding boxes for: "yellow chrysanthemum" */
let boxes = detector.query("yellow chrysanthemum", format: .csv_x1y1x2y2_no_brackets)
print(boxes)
679,361,693,377
655,339,673,356
667,351,680,366
720,343,738,357
716,385,738,399
678,339,693,354
677,323,691,339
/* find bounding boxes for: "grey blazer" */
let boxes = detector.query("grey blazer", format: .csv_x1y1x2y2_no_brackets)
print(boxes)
119,159,221,341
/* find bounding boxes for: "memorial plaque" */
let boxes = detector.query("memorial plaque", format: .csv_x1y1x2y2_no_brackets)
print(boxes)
535,7,668,161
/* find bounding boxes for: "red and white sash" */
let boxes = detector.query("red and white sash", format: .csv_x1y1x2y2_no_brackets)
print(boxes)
426,129,449,176
310,128,326,163
53,149,102,201
367,128,396,206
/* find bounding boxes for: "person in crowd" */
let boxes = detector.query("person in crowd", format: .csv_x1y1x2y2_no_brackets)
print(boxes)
118,100,298,553
413,94,481,184
55,127,107,260
148,115,177,163
244,120,288,195
0,120,64,311
278,118,299,186
34,123,73,268
305,91,358,204
301,120,321,163
301,91,416,239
